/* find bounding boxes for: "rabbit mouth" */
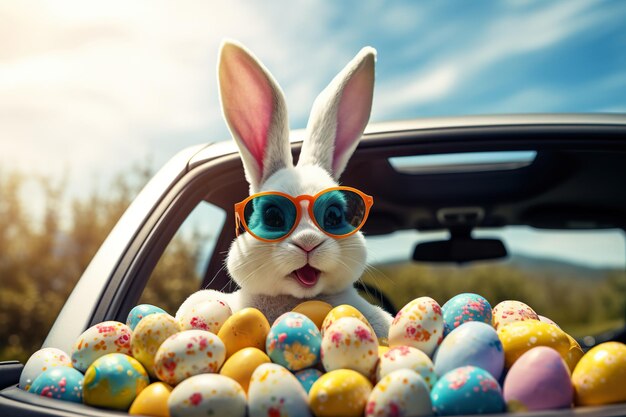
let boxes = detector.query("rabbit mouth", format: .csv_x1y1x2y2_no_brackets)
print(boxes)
291,264,321,288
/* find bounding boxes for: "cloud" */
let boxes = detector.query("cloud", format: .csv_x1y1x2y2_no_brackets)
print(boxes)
0,1,346,201
371,0,611,119
374,65,458,118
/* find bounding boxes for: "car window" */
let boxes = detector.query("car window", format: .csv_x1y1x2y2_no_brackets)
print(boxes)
138,201,226,315
362,227,626,345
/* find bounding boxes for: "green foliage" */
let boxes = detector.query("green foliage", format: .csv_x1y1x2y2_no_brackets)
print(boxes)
361,261,626,338
0,166,206,364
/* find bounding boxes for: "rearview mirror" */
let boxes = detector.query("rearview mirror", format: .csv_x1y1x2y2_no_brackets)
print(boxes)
413,237,507,263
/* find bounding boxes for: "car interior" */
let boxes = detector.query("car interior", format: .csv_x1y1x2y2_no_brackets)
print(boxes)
183,121,626,347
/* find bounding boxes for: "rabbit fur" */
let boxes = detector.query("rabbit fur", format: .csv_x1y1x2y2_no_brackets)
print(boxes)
176,41,392,337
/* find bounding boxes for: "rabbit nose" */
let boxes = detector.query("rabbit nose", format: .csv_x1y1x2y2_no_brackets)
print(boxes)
294,241,322,253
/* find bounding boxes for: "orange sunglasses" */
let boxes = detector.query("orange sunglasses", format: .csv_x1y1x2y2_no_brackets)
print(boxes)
234,186,374,242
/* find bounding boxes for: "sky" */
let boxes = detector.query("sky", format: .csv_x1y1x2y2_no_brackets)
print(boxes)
2,0,626,267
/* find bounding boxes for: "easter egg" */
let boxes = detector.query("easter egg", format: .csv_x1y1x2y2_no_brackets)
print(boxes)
565,333,584,371
28,367,84,403
154,330,225,386
126,304,167,331
19,347,72,391
321,317,379,378
497,320,571,369
168,374,246,417
294,368,323,394
434,321,504,380
248,363,311,417
219,347,271,393
217,308,270,358
71,321,132,372
572,341,626,406
83,353,149,410
266,312,321,371
309,369,373,417
131,313,180,378
503,346,573,411
320,304,373,335
129,382,173,416
538,315,560,328
366,369,432,417
431,366,505,416
492,300,539,330
376,345,437,389
292,300,333,330
177,299,232,333
378,345,390,356
388,296,443,357
441,293,492,335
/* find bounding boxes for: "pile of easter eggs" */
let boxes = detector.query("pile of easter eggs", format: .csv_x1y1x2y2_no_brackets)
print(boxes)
20,293,626,417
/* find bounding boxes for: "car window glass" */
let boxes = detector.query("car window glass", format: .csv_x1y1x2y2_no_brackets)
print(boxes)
138,201,226,315
363,227,626,345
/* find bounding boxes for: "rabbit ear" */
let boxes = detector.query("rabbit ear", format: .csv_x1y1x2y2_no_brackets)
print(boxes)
218,40,292,192
298,47,375,180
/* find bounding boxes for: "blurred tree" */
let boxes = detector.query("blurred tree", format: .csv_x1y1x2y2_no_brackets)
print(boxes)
0,166,154,363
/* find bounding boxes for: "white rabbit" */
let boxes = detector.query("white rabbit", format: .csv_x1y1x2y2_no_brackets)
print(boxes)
176,40,392,337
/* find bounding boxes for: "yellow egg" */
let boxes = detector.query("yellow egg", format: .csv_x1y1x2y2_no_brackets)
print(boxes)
292,300,333,330
497,320,570,369
131,313,180,378
309,369,372,417
217,308,270,358
492,300,538,330
378,346,390,356
219,347,271,393
572,341,626,406
565,333,584,372
320,304,372,335
129,382,172,417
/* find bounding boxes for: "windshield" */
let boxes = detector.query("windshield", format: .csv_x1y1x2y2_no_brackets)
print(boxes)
363,227,626,344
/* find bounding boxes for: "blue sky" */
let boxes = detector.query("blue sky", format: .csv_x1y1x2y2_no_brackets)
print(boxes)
1,0,626,267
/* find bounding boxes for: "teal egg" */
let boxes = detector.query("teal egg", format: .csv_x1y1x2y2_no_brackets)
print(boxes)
265,312,321,371
431,366,504,416
126,304,167,331
83,353,149,410
29,367,84,403
294,368,323,393
441,293,492,335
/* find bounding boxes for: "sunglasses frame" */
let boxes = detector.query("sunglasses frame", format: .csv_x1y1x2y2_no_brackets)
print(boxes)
234,186,374,243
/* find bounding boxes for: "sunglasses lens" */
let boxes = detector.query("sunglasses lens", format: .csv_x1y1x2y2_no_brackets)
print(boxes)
313,189,367,236
243,194,297,240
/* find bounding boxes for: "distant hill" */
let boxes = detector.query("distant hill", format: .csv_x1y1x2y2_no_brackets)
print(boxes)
375,253,621,281
504,254,620,281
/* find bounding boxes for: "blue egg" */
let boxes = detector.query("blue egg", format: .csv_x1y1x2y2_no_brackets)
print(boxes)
126,304,167,331
83,353,149,410
431,366,505,416
434,322,504,380
441,293,492,335
294,368,323,393
266,312,321,371
29,367,84,403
